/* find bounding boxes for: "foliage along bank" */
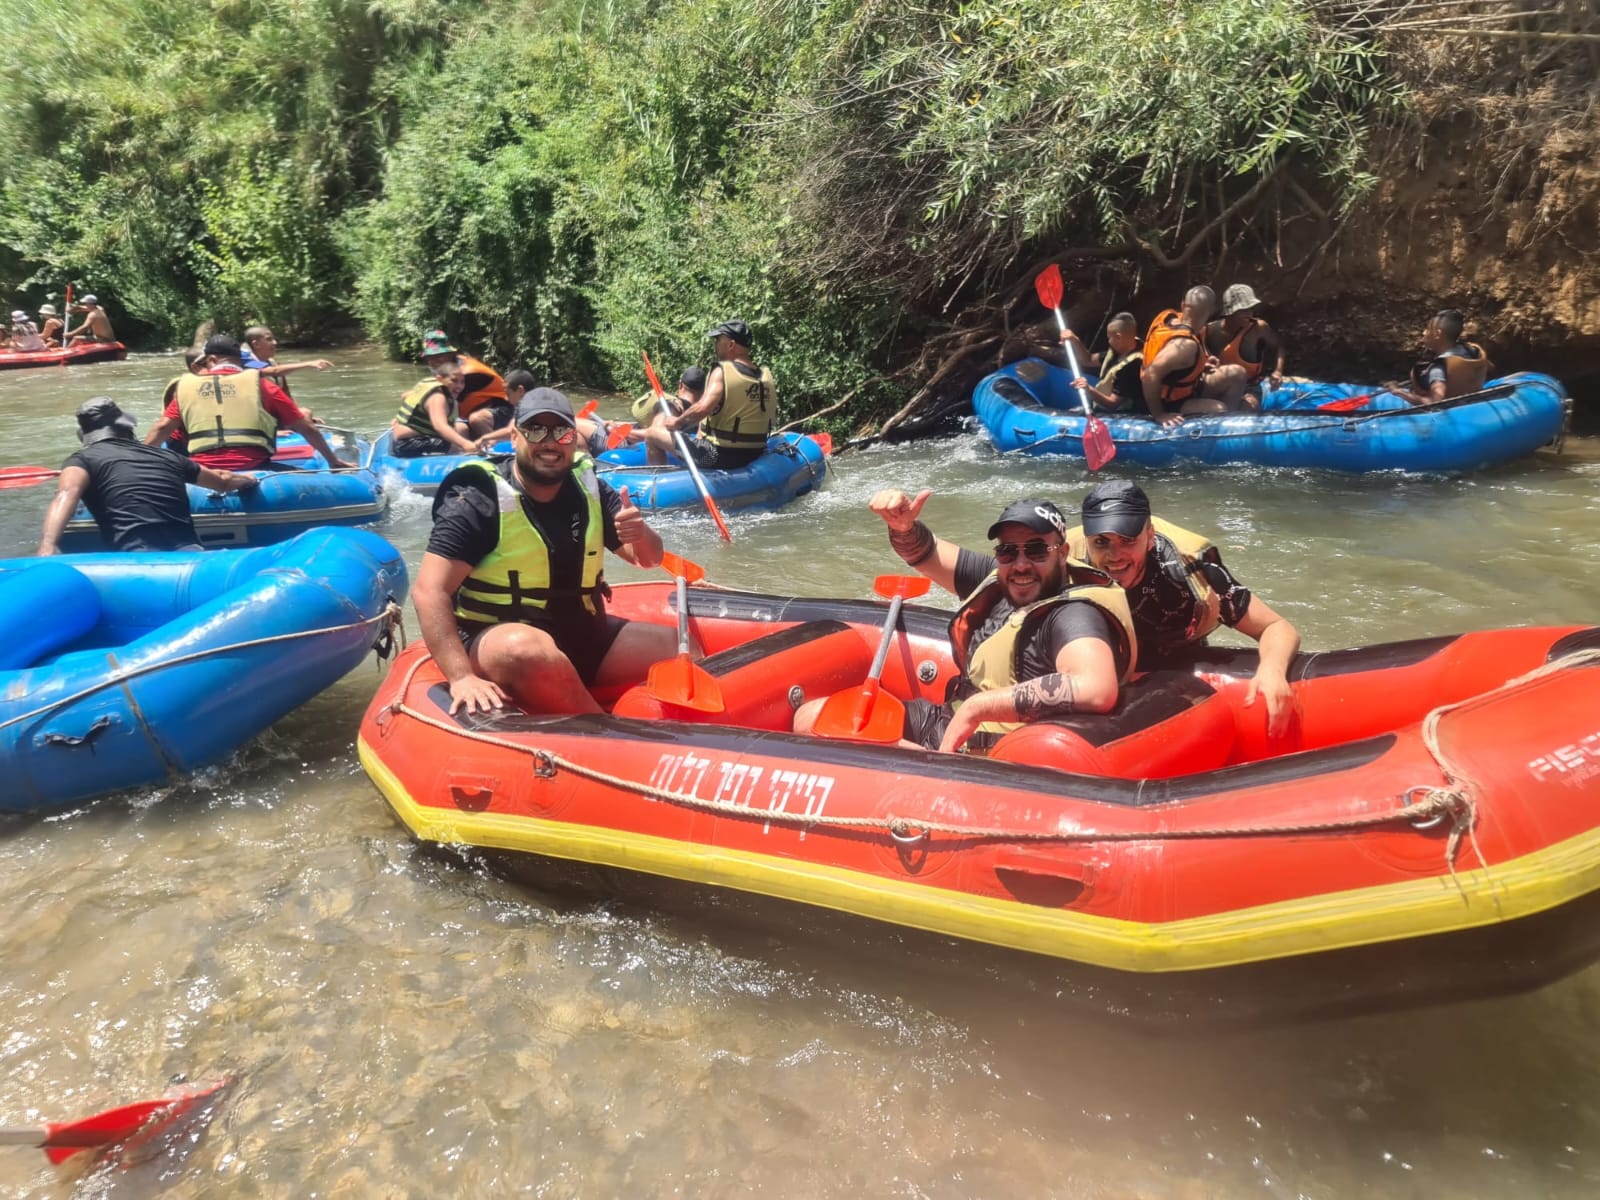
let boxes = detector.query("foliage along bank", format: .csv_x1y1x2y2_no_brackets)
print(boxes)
1,0,1395,432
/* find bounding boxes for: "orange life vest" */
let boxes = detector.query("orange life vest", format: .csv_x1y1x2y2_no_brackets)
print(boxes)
1209,318,1269,384
456,355,509,418
1142,310,1206,403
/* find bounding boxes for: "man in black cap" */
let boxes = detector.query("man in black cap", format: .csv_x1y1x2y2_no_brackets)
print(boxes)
644,319,776,471
37,399,258,554
1068,480,1300,737
413,386,681,716
794,489,1137,753
146,334,354,471
635,366,708,463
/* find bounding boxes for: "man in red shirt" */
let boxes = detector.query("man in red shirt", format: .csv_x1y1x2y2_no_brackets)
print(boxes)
143,334,353,471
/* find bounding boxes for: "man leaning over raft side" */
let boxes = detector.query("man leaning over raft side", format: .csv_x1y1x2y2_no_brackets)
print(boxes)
1390,309,1492,407
794,492,1137,754
411,387,682,716
38,398,258,555
1068,480,1301,738
143,335,355,471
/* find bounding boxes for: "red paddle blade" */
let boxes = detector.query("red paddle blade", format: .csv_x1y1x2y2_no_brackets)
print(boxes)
39,1076,235,1163
1034,264,1064,311
872,574,932,600
813,679,905,743
646,654,725,713
659,551,704,584
577,399,599,420
606,422,634,449
1317,393,1372,412
0,466,61,489
809,432,834,456
1083,417,1117,471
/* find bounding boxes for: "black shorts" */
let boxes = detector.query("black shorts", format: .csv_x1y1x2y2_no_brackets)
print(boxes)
391,434,457,458
683,439,765,471
460,614,628,687
473,400,513,428
902,698,1001,753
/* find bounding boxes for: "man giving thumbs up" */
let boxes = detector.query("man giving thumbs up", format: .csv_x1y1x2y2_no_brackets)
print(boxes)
413,386,678,715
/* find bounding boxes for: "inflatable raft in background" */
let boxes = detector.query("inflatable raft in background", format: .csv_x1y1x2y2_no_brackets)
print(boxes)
976,358,1571,473
1,527,407,814
368,430,831,513
57,429,386,551
360,580,1600,1018
0,341,128,371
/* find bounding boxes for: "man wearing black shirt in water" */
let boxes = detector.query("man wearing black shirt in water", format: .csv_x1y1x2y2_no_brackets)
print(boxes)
794,492,1138,754
37,398,257,554
412,387,680,716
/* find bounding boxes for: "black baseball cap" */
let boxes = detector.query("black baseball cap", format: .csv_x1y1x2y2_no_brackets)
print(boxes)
513,386,576,428
203,333,241,360
76,397,137,442
680,366,708,391
1081,480,1152,537
987,498,1069,540
706,319,752,346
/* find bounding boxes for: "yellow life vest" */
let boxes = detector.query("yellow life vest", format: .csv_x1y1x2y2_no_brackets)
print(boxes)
396,378,457,437
175,369,276,456
1067,517,1223,646
1410,342,1491,399
702,359,775,450
451,455,607,627
1092,347,1144,411
948,567,1137,737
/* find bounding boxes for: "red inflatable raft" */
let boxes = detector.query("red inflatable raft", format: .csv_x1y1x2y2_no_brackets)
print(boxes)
359,582,1600,1010
0,342,127,371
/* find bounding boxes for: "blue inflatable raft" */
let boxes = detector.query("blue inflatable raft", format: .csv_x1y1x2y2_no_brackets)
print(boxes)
0,527,408,814
369,430,830,512
974,359,1570,473
58,430,386,551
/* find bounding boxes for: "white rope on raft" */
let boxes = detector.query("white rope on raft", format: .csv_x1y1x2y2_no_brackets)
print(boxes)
0,603,405,733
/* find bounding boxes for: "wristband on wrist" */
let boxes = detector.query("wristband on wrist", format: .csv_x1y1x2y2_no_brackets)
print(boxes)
888,521,936,567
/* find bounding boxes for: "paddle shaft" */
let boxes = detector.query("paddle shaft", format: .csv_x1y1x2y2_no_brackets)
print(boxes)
655,389,732,542
1046,306,1097,418
0,1126,51,1147
674,573,691,656
864,594,907,684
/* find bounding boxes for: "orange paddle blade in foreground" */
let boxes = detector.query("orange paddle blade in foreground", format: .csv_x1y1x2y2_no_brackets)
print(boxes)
812,575,933,743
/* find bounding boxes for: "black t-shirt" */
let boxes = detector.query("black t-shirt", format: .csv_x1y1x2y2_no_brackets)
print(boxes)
63,437,203,551
1100,353,1146,412
427,457,624,634
951,548,1125,682
1124,537,1252,668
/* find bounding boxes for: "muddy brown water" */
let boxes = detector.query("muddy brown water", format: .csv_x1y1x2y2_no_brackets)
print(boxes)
0,347,1597,1197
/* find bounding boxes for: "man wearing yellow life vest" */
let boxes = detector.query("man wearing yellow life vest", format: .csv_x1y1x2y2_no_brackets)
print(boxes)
794,492,1134,754
1203,284,1284,408
412,387,680,716
644,319,775,471
391,332,481,458
1140,286,1250,426
144,335,354,471
634,365,707,461
1068,481,1300,738
1392,309,1492,406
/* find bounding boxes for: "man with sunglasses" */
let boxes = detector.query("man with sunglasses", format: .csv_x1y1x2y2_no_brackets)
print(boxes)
414,387,679,717
1068,480,1300,738
798,490,1137,754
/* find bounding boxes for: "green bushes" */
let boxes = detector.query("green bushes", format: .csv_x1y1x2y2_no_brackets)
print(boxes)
2,0,1399,424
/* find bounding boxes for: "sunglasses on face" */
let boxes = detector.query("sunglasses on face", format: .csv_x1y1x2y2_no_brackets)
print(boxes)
993,538,1060,564
518,423,577,445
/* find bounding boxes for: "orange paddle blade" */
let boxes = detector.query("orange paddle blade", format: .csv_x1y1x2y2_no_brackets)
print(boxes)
659,552,704,584
577,400,599,420
1317,393,1373,412
641,351,666,398
809,432,834,456
872,574,932,600
646,653,725,713
813,679,905,743
606,422,634,449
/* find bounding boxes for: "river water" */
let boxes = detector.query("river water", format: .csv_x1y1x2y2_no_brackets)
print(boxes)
0,346,1597,1197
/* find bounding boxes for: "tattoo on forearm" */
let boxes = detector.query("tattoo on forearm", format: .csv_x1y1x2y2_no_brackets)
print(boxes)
888,521,936,567
1013,674,1077,721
